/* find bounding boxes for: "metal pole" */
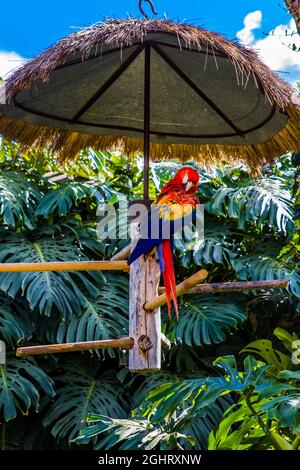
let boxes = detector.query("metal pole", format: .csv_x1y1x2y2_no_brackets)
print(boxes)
143,43,151,200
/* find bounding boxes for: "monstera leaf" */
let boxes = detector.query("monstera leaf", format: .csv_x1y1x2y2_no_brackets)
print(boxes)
76,365,227,451
241,339,292,371
231,253,300,300
0,170,42,228
143,355,297,427
75,414,196,450
174,220,244,271
43,360,128,441
172,294,247,346
262,395,300,434
185,396,233,450
185,221,243,268
131,371,232,450
0,355,55,422
0,234,105,319
41,274,128,356
206,178,294,233
0,294,33,347
35,182,104,219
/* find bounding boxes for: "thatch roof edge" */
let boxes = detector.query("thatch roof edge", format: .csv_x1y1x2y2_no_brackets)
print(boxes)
4,18,296,111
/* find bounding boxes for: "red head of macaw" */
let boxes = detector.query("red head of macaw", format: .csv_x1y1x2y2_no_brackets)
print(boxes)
128,166,200,319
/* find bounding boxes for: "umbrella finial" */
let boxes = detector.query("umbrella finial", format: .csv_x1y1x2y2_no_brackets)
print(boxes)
139,0,158,19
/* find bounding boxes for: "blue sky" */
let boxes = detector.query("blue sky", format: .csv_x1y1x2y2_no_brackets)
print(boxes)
0,1,291,55
0,1,299,86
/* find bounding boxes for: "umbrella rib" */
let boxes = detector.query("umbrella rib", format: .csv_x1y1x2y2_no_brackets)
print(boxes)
71,44,145,122
12,100,277,139
152,44,245,137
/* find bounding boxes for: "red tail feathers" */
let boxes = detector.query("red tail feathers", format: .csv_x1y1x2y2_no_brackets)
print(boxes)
161,240,179,319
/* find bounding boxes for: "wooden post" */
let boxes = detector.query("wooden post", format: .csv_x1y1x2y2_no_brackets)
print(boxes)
129,221,161,372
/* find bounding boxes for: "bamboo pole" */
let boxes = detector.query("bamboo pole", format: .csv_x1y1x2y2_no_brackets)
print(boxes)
0,261,129,272
111,245,131,261
144,269,208,311
158,279,288,295
16,337,134,357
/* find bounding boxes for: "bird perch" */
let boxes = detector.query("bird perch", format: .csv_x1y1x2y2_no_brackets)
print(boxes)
16,337,134,357
0,261,129,272
144,269,208,311
111,245,131,261
158,279,289,295
16,334,171,357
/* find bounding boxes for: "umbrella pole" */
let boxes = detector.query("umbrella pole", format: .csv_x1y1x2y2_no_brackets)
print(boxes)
143,44,151,200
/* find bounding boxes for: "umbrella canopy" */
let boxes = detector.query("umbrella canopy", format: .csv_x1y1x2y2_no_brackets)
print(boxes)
0,18,299,178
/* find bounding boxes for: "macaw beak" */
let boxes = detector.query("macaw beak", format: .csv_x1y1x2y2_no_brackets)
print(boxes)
184,181,194,192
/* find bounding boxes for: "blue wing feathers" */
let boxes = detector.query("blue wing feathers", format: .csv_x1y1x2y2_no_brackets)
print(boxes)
128,238,160,265
157,243,165,273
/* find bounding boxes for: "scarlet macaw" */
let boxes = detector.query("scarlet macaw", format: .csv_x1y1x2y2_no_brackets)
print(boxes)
128,167,200,318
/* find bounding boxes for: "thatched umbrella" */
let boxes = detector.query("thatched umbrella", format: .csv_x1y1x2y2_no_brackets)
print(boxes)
0,18,299,198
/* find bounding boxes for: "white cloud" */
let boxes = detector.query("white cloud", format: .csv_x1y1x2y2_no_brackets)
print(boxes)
0,50,25,80
237,14,300,88
254,19,300,73
237,10,262,45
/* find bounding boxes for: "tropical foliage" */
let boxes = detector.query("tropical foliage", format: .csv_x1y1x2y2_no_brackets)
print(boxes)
0,140,299,450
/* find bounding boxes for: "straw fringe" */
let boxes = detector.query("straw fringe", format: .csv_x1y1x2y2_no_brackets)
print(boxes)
1,105,299,172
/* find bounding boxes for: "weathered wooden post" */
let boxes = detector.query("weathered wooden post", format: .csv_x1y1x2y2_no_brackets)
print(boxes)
129,221,161,372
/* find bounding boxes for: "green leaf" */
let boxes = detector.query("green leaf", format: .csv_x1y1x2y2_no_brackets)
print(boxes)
44,274,128,357
43,360,128,441
0,355,55,422
231,254,300,300
208,402,260,450
0,294,33,347
263,394,300,433
269,430,294,450
0,234,105,319
206,178,293,233
274,328,299,354
241,339,292,370
278,370,300,381
0,170,42,228
191,222,242,267
35,182,104,218
173,295,247,346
